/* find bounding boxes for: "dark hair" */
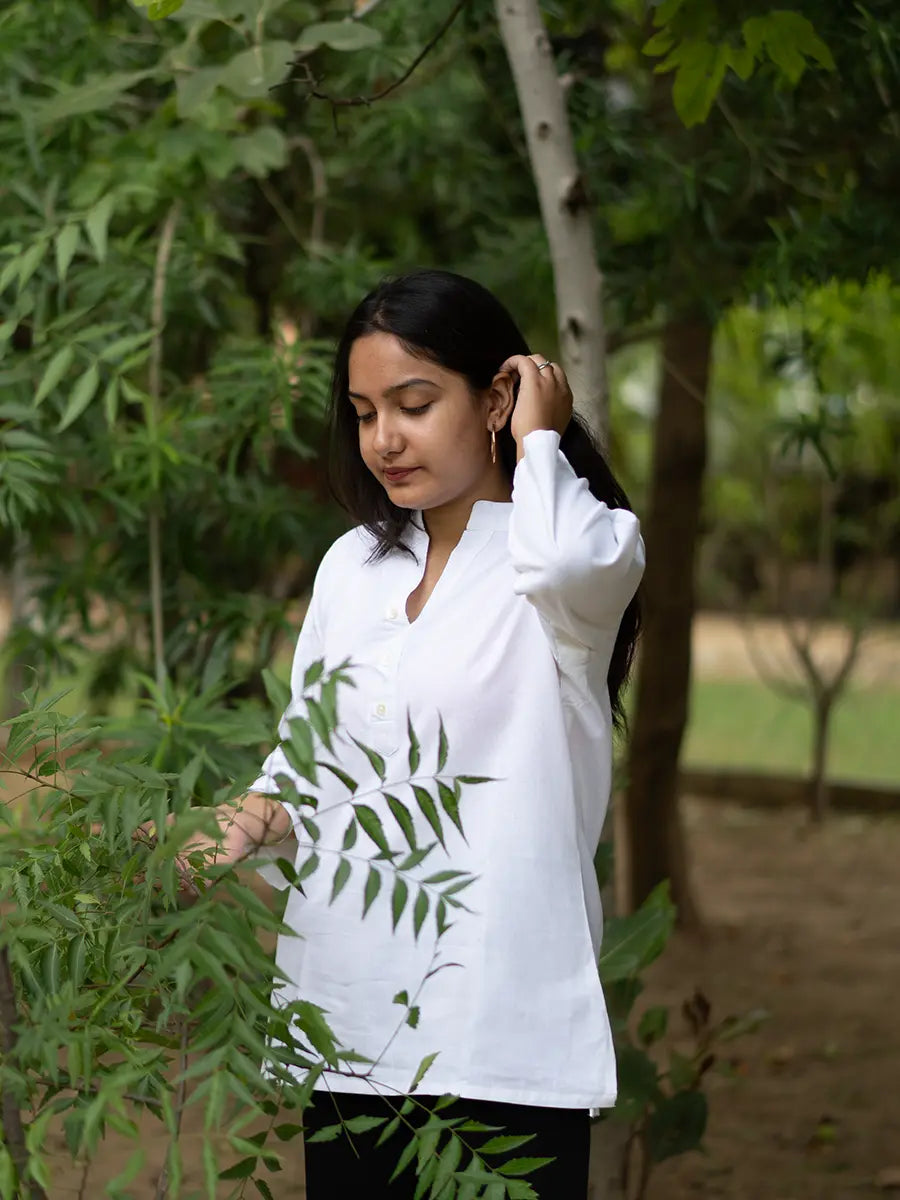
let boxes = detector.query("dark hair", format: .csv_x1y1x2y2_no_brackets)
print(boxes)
327,269,641,729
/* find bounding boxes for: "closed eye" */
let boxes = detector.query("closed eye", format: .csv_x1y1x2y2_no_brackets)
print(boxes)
355,403,432,424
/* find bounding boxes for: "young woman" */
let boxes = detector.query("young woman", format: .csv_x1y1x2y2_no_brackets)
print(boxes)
208,270,643,1197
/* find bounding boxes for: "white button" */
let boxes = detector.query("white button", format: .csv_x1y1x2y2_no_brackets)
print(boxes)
375,702,388,718
386,605,398,620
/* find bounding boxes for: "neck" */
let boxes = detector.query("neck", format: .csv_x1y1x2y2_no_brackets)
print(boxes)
421,469,511,552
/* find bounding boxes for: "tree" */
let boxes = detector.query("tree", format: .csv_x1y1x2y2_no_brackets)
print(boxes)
553,0,900,916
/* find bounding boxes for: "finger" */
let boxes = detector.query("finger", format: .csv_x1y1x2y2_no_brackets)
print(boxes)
498,353,540,376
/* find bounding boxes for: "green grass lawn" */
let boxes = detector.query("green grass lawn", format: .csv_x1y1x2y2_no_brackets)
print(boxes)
684,679,900,786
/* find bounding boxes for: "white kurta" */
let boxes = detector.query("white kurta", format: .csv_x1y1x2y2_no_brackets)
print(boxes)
251,429,645,1109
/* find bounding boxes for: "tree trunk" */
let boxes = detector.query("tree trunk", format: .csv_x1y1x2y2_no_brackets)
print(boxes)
624,319,713,924
810,693,831,821
494,0,607,440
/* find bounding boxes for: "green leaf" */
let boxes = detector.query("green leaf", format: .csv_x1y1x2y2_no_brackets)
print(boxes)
638,1005,669,1046
262,667,290,713
306,697,334,753
614,1043,661,1122
232,127,288,178
147,0,184,18
350,735,386,782
296,20,382,52
221,41,293,99
437,781,464,839
642,29,675,56
34,345,74,406
407,713,420,774
102,375,119,426
670,40,729,128
343,1115,387,1134
497,1156,554,1176
362,865,382,917
391,876,408,930
58,364,100,431
330,858,351,902
727,42,756,81
354,803,391,855
218,1156,257,1180
647,1091,708,1163
33,70,154,124
599,882,675,982
412,888,428,939
99,329,155,363
55,224,80,281
295,851,319,884
295,1000,339,1066
412,786,444,848
454,775,492,785
303,659,324,688
17,240,48,292
320,761,357,792
342,818,358,850
436,716,448,772
386,793,417,850
85,195,116,263
408,1050,439,1094
283,718,317,784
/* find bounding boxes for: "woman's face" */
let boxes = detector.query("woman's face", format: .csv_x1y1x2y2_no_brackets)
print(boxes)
348,332,503,513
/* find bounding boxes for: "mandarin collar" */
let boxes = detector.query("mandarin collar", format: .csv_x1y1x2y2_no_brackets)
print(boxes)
409,499,512,537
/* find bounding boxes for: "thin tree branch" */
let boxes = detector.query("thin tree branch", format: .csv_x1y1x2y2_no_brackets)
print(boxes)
154,1017,189,1200
294,0,470,109
148,202,182,692
256,177,306,249
292,134,327,252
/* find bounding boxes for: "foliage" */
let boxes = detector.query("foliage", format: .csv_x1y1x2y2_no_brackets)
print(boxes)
594,876,767,1199
644,1,834,126
0,664,552,1199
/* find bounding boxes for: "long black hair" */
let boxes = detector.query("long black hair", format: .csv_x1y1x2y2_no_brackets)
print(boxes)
327,269,641,729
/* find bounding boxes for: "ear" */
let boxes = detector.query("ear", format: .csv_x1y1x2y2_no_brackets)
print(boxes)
486,370,516,431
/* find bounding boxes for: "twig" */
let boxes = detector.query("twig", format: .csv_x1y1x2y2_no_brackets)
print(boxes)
154,1017,189,1200
148,202,182,692
257,177,306,249
294,0,470,109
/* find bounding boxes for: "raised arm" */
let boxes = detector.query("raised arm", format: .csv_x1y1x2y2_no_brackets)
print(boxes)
497,353,643,648
508,429,644,647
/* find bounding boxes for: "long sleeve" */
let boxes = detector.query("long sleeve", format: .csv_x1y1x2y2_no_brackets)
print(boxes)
508,429,644,648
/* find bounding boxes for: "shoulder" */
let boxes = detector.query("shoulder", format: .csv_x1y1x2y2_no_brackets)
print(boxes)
313,524,376,592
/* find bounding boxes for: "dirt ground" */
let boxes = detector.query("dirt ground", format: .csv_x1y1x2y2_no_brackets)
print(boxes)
6,615,899,1197
640,798,900,1200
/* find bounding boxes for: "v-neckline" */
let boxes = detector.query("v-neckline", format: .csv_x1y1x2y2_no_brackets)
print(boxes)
404,527,456,626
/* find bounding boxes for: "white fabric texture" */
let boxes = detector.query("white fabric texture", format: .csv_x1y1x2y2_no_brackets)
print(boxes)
250,429,645,1109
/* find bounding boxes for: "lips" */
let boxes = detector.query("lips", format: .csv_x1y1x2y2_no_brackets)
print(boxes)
384,467,418,481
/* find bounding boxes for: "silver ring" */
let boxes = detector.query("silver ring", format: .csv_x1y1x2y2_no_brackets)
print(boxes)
536,360,553,371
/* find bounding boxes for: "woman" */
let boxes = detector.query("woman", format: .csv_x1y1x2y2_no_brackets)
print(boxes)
209,270,643,1197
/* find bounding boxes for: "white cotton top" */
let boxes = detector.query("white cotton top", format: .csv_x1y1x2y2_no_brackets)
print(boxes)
250,429,645,1110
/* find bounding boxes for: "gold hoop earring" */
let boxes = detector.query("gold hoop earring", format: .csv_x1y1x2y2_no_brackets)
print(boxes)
490,427,497,465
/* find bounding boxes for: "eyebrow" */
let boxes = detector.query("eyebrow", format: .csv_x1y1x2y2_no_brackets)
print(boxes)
348,378,440,403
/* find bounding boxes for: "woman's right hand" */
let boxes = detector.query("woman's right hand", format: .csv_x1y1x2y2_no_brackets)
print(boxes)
96,793,293,896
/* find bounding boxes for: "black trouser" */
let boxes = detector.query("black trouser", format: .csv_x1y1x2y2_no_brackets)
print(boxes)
303,1091,590,1199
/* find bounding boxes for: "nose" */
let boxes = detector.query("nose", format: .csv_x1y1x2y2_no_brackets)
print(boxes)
370,410,404,458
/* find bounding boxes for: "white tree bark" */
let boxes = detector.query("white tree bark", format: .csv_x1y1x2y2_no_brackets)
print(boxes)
494,0,607,441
